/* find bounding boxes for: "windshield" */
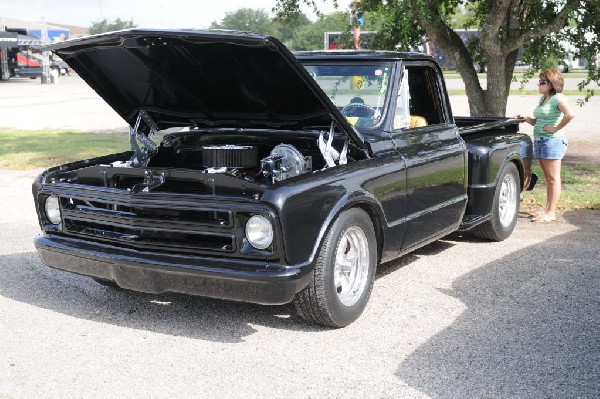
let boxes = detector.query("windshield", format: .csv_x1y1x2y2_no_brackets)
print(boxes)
303,63,393,128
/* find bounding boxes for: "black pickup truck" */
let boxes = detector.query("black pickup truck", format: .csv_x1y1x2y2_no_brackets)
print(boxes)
33,30,531,327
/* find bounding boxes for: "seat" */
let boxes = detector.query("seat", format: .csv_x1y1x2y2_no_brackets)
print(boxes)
409,115,428,128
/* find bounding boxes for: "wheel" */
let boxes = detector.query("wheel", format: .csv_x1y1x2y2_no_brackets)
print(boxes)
341,102,376,118
293,208,377,327
93,277,123,290
472,162,520,241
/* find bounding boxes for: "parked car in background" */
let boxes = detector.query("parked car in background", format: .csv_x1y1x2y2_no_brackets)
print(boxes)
51,56,71,76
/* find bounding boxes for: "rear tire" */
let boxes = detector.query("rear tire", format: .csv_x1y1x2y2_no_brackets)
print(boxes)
472,162,520,241
293,208,377,328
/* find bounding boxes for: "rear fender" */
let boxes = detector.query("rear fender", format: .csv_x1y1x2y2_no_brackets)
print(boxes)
464,132,530,218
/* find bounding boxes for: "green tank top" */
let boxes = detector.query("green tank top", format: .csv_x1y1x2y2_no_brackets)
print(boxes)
533,93,567,137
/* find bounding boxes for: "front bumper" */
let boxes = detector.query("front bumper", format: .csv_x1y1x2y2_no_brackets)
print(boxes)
35,234,313,305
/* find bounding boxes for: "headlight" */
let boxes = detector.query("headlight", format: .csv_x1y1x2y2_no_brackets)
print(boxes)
44,195,62,225
245,215,273,250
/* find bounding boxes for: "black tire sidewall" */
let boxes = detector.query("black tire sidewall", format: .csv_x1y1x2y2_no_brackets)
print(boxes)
318,208,377,326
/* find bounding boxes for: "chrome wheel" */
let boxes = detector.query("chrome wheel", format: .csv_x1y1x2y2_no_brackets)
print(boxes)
472,163,520,242
333,226,370,306
498,172,518,227
293,208,376,327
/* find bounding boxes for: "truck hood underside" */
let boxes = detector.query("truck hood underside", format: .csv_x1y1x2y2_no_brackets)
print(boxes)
46,29,366,149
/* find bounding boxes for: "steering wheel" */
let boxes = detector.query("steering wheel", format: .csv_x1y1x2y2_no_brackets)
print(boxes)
341,102,376,118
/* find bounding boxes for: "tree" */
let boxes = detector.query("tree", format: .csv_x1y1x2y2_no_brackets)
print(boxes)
89,18,137,35
288,10,384,50
210,8,276,35
272,13,312,47
276,0,600,117
290,12,350,50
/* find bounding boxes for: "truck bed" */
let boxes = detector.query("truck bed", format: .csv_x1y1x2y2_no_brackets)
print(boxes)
455,116,521,135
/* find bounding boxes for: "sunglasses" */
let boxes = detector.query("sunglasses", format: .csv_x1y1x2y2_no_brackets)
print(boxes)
538,80,549,85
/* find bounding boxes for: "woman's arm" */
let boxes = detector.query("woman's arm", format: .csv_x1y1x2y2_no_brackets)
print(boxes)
514,113,536,126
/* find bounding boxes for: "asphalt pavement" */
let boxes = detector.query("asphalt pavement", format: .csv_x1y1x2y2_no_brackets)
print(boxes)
0,75,599,398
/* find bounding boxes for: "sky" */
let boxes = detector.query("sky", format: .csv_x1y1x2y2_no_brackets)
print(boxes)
1,0,341,29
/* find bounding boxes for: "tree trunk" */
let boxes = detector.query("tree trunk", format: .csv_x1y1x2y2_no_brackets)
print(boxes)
481,55,510,116
420,0,574,117
422,25,487,115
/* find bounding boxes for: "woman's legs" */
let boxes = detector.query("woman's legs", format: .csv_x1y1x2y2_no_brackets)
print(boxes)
538,158,562,218
524,157,532,180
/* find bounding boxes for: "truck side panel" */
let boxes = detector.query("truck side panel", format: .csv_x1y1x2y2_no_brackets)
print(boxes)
460,131,529,228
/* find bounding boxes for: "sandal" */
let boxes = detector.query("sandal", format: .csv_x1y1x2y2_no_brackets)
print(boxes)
531,214,557,222
527,210,544,218
525,173,538,191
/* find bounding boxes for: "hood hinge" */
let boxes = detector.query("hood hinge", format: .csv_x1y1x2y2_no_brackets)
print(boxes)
129,109,159,167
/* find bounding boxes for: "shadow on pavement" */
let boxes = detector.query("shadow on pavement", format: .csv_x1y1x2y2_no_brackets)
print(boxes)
0,251,324,343
395,210,600,398
377,239,456,279
0,237,444,342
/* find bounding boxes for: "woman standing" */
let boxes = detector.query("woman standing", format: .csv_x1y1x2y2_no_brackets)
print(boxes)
516,69,575,222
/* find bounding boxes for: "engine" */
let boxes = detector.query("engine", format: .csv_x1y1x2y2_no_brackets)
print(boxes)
199,144,312,185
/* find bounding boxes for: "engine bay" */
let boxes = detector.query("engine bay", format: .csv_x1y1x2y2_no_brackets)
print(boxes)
159,142,314,185
134,128,361,186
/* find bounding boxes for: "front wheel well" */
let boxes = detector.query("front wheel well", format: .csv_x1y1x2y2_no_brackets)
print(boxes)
352,203,384,264
512,159,527,190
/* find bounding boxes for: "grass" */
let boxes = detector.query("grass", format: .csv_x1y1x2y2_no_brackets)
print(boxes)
442,71,590,79
448,89,589,96
443,70,597,96
0,129,129,169
521,163,600,211
1,129,598,210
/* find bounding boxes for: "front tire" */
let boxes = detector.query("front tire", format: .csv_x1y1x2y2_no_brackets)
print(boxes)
472,162,520,241
293,208,377,328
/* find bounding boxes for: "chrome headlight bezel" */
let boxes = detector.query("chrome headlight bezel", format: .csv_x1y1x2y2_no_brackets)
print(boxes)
44,195,62,225
245,215,274,250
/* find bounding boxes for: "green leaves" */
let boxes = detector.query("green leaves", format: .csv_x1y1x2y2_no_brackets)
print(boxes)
209,8,277,36
89,18,137,35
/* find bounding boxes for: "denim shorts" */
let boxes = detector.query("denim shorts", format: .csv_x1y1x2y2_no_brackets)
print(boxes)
520,140,533,159
533,136,568,159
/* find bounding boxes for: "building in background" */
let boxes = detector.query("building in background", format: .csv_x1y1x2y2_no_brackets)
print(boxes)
47,22,89,39
324,31,375,50
1,16,71,42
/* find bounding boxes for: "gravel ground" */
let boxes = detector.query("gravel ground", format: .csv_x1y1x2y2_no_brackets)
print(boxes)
0,75,599,398
0,169,598,398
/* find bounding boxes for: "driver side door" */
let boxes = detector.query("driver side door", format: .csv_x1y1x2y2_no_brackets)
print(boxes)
390,62,467,253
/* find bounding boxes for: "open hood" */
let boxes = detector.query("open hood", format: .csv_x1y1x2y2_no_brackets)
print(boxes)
46,29,366,149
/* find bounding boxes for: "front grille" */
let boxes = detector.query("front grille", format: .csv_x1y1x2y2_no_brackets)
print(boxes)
64,219,233,252
59,195,235,255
